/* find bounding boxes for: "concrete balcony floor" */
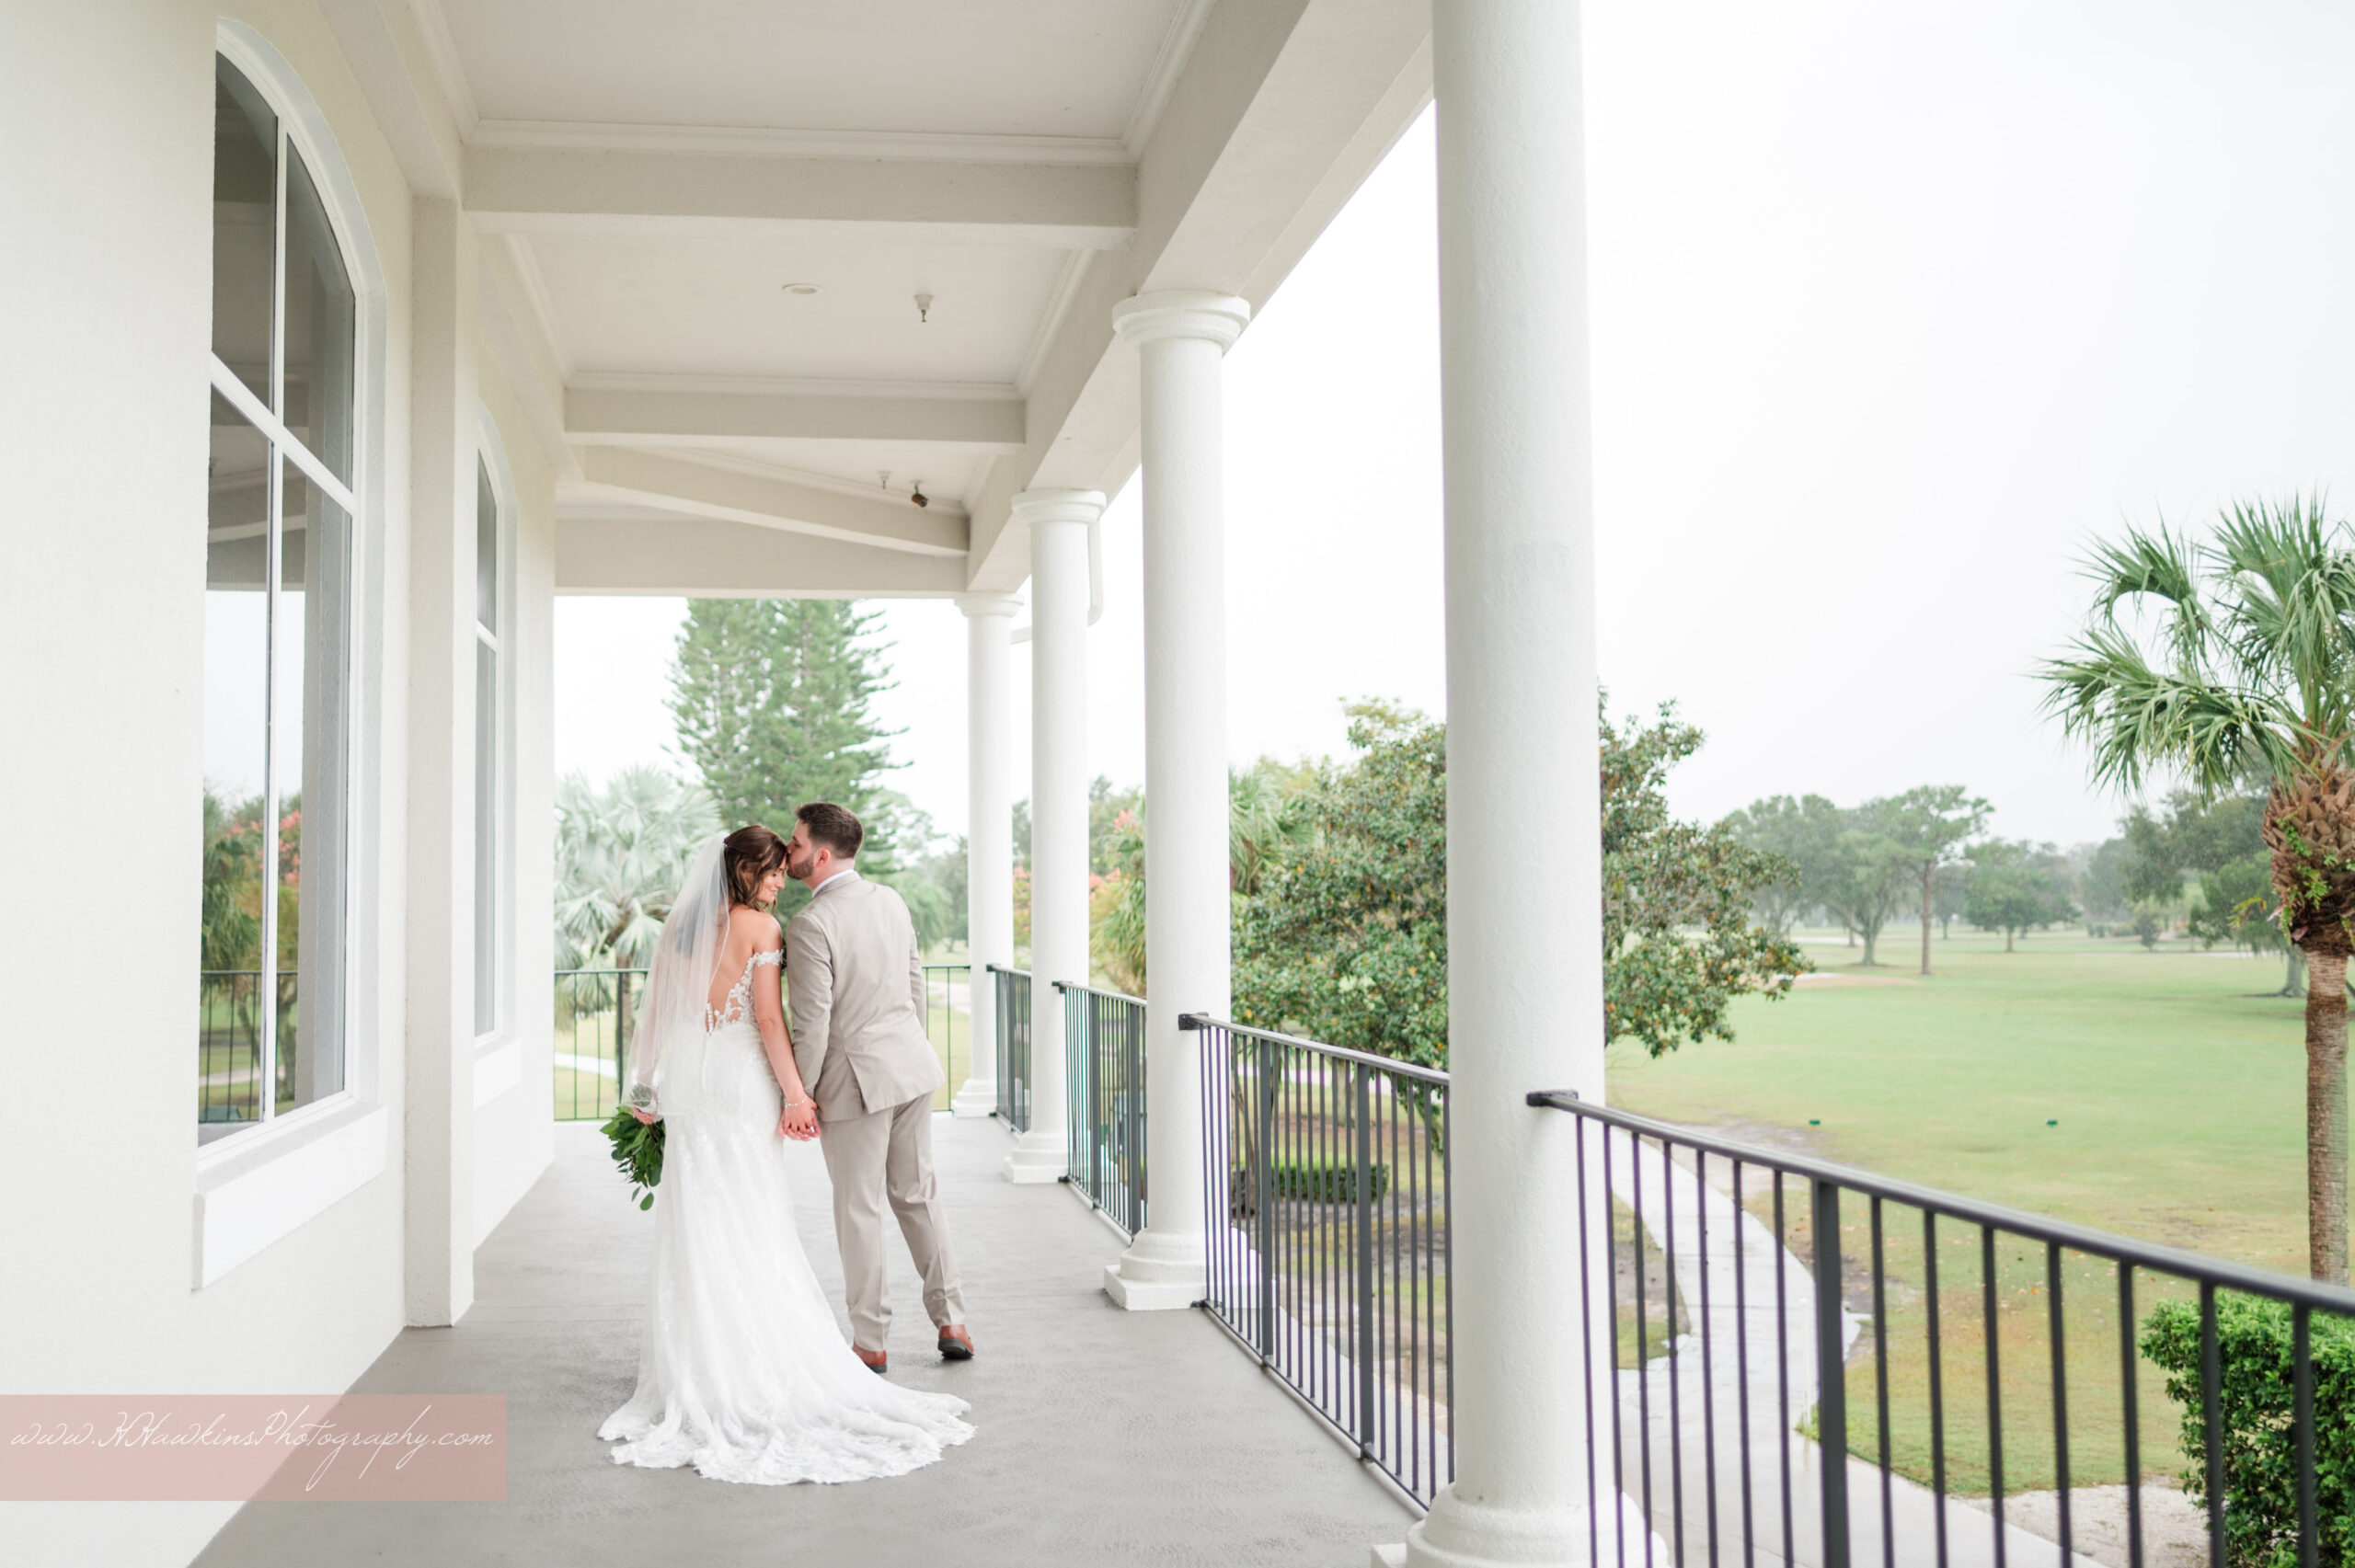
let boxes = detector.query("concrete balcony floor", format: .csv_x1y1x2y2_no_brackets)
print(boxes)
196,1117,1413,1567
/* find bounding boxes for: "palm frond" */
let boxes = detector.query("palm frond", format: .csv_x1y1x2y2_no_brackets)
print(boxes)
2039,624,2300,794
2083,522,2211,672
2211,495,2355,745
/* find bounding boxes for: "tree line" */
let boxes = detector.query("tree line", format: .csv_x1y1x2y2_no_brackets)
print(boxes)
1722,784,2297,990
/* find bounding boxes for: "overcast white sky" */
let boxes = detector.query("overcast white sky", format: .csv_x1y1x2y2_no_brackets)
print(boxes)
555,1,2355,850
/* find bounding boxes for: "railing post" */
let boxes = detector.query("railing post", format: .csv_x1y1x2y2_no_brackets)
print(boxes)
615,968,631,1097
1355,1058,1377,1458
1812,1176,1851,1568
1256,1033,1279,1361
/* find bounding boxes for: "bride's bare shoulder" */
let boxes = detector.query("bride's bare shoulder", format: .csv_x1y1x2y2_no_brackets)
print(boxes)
729,904,784,951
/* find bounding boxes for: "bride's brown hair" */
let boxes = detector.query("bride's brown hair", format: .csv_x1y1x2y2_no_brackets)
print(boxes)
722,825,788,910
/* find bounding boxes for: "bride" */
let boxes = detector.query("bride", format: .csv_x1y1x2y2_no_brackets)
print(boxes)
598,825,974,1484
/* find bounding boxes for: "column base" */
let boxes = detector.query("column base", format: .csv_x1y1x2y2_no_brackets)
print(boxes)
1002,1128,1067,1185
950,1079,996,1118
1378,1487,1648,1568
1101,1227,1205,1311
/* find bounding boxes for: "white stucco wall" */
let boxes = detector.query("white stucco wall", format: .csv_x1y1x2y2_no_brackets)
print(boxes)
0,2,551,1562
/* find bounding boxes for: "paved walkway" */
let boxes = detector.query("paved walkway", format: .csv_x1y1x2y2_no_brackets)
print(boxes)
195,1117,1413,1568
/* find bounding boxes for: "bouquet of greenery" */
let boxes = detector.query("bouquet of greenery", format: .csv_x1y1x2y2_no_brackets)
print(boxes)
601,1093,664,1211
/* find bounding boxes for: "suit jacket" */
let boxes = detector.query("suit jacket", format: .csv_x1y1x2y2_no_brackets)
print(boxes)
785,871,942,1119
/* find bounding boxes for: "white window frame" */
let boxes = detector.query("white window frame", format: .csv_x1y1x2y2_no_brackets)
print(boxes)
473,412,519,1053
195,23,391,1285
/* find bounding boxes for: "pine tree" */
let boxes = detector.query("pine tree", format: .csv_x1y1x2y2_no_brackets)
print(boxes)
668,600,905,912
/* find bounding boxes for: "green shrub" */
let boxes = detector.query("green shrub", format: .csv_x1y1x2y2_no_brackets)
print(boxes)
2141,1293,2355,1568
1270,1162,1390,1204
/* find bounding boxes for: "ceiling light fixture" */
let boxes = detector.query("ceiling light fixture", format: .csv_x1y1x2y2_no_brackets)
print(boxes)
914,292,933,324
783,282,821,296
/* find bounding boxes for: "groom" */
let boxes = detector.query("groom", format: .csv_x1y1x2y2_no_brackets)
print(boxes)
782,801,974,1374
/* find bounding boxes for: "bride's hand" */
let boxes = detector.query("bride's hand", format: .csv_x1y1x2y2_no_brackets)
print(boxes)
630,1106,658,1126
778,1100,821,1140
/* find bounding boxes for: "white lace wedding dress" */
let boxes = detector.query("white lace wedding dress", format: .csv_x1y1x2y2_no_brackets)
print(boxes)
598,949,974,1484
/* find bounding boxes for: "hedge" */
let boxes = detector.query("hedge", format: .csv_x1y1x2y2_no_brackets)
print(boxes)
2142,1293,2355,1568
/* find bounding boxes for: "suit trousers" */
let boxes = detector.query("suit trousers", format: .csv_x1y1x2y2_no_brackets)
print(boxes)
818,1090,966,1351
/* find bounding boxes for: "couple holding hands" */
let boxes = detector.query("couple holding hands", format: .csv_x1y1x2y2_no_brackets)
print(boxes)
597,802,976,1486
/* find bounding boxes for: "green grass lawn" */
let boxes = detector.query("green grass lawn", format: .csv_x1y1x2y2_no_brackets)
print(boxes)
1606,927,2322,1495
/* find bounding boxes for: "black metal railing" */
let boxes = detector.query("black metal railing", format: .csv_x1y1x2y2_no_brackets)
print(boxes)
554,967,640,1121
1525,1088,2355,1568
1058,981,1147,1238
990,964,1031,1133
1188,1013,1453,1510
923,963,971,1111
198,970,288,1126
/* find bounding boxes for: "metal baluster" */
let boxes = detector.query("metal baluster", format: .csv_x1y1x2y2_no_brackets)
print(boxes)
1698,1148,1720,1568
1635,1133,1657,1568
1356,1060,1376,1459
1666,1139,1686,1568
1984,1226,2006,1568
1775,1175,1794,1568
1812,1178,1851,1568
1925,1212,1950,1568
1871,1198,1893,1568
1733,1158,1755,1568
2295,1301,2316,1568
2047,1242,2071,1568
2200,1282,2223,1568
1257,1035,1278,1361
2120,1264,2142,1568
1580,1116,1603,1568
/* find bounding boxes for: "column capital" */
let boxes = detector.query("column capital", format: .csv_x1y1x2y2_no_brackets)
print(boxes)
955,591,1024,620
1110,290,1250,352
1010,486,1106,530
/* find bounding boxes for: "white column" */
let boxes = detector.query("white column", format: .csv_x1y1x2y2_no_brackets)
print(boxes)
1005,489,1102,1184
1388,1,1606,1564
403,197,479,1326
1101,291,1249,1310
953,592,1020,1118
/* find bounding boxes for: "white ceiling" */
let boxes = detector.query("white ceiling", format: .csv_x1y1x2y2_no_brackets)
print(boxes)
431,0,1210,530
439,0,1185,142
528,231,1065,385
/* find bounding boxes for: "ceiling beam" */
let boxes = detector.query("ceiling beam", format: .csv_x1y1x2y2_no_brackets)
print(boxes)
566,386,1025,449
464,145,1136,248
565,448,968,558
557,516,966,598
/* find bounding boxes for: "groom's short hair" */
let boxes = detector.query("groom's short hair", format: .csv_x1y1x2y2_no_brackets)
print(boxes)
796,801,864,860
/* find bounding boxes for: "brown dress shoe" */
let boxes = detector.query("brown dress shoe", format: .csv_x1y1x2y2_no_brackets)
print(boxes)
855,1344,888,1375
937,1326,974,1361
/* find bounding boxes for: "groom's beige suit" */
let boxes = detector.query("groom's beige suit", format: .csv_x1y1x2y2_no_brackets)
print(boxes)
785,869,965,1353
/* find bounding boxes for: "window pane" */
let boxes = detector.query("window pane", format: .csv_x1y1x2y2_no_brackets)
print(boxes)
276,456,351,1110
476,459,497,633
201,392,271,1137
474,637,498,1036
212,58,276,407
282,145,354,485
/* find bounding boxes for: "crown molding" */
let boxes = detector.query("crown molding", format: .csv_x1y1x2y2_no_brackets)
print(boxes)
467,118,1132,167
567,371,1018,403
1123,0,1217,155
407,1,479,139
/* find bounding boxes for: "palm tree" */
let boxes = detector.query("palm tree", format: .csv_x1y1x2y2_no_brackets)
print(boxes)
2042,497,2355,1282
554,765,720,970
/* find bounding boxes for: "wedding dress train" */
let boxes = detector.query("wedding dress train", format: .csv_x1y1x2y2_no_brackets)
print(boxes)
598,950,973,1484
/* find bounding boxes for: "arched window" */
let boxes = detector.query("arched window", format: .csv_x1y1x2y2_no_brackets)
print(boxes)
201,52,356,1139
